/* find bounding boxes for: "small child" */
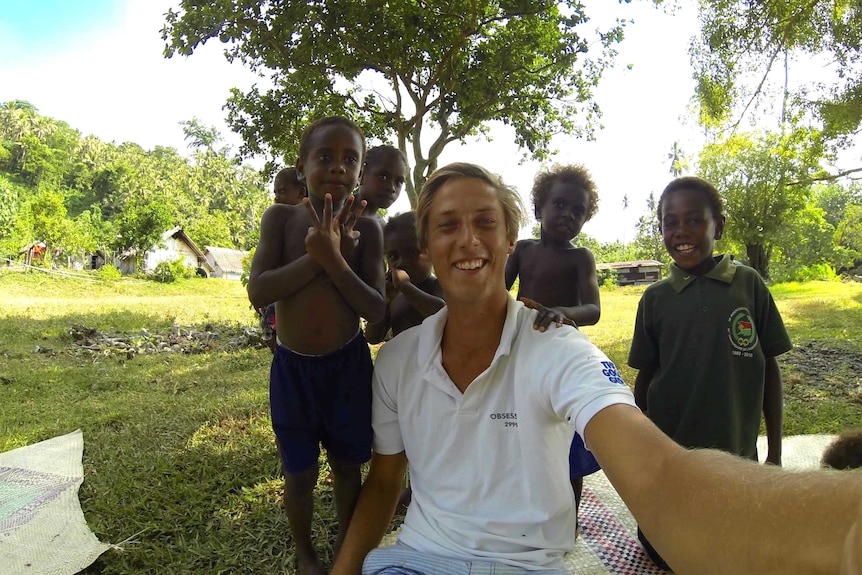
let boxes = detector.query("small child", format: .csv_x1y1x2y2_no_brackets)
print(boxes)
364,210,445,512
247,116,385,575
355,145,408,223
504,164,602,537
628,176,792,570
365,211,445,344
260,167,307,354
822,428,862,470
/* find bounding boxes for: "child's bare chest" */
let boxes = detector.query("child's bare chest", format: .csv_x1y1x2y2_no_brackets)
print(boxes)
519,249,581,297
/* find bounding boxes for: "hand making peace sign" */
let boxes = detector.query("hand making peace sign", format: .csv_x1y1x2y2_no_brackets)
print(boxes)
303,194,367,269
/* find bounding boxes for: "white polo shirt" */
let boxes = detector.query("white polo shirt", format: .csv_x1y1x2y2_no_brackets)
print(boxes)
372,296,636,571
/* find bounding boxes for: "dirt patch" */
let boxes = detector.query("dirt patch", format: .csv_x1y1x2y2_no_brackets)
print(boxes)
53,323,265,359
779,341,862,404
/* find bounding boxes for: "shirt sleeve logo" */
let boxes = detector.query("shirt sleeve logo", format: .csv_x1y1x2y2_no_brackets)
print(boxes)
728,307,758,351
601,361,625,385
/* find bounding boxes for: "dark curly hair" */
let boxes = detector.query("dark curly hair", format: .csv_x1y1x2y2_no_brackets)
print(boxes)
384,211,417,237
822,428,862,470
365,145,408,172
531,164,599,221
658,176,724,223
297,116,365,162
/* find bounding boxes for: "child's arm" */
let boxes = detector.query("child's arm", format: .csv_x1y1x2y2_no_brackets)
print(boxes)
521,248,601,330
763,356,784,466
504,241,522,290
247,205,323,309
633,366,656,412
392,269,445,318
555,247,601,326
304,195,386,322
364,271,397,344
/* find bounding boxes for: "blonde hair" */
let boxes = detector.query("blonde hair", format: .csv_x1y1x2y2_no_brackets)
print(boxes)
415,163,526,250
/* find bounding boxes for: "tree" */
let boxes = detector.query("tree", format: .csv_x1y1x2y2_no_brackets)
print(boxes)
697,129,825,278
692,1,862,178
631,191,667,263
162,0,631,204
113,200,173,267
666,141,688,177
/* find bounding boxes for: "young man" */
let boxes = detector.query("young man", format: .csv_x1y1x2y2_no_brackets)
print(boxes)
331,163,862,575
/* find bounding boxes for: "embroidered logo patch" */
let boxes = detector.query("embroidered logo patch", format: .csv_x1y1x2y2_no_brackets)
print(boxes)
727,307,758,351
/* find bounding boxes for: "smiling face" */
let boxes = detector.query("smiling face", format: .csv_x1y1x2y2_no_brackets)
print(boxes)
424,177,514,307
538,180,589,245
660,187,726,274
296,123,364,203
360,152,407,211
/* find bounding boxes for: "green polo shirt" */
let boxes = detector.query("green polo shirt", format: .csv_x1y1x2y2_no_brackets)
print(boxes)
628,255,792,458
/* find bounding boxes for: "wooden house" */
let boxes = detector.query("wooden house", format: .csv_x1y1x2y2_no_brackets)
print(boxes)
596,260,664,286
116,227,213,276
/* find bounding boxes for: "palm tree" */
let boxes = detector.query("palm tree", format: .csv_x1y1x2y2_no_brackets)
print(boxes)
666,141,689,177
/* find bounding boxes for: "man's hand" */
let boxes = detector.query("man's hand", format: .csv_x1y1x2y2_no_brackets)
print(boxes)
520,297,576,331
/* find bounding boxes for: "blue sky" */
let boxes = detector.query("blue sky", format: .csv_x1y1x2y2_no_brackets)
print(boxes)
0,1,705,243
2,0,124,58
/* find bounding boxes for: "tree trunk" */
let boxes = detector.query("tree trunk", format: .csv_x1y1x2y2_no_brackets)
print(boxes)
746,243,770,279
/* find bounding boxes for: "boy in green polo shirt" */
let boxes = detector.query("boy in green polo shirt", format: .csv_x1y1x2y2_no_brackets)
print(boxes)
627,176,791,570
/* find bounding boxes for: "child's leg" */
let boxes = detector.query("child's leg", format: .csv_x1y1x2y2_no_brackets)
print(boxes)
571,475,584,509
328,457,363,556
569,433,600,541
283,462,327,575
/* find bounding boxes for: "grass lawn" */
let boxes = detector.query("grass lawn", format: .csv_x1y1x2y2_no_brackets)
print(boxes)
1,270,860,574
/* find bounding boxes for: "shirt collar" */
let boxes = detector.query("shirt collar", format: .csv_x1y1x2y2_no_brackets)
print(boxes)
667,254,736,293
417,294,522,369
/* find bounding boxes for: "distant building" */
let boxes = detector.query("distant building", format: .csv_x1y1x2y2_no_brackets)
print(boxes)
116,226,213,276
204,246,249,281
596,260,664,286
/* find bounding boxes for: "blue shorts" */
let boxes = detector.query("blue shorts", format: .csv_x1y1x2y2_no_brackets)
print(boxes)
569,432,600,478
270,331,373,473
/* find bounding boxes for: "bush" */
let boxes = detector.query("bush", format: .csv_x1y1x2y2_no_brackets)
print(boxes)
773,263,840,283
151,259,193,283
597,268,618,289
96,264,122,281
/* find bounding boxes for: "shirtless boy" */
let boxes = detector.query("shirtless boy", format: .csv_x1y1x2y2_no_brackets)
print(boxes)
505,164,602,529
247,116,385,575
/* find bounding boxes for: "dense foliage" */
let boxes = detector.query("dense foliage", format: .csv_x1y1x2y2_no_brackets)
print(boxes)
162,0,634,203
0,101,270,266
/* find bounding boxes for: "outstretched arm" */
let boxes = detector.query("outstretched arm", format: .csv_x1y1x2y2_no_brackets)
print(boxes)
247,205,322,308
586,404,862,575
763,355,784,466
331,451,408,575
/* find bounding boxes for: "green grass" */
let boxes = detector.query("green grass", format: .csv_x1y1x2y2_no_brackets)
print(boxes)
1,270,860,574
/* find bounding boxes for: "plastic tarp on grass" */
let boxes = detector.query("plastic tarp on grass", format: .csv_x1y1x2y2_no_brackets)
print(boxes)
1,430,111,575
